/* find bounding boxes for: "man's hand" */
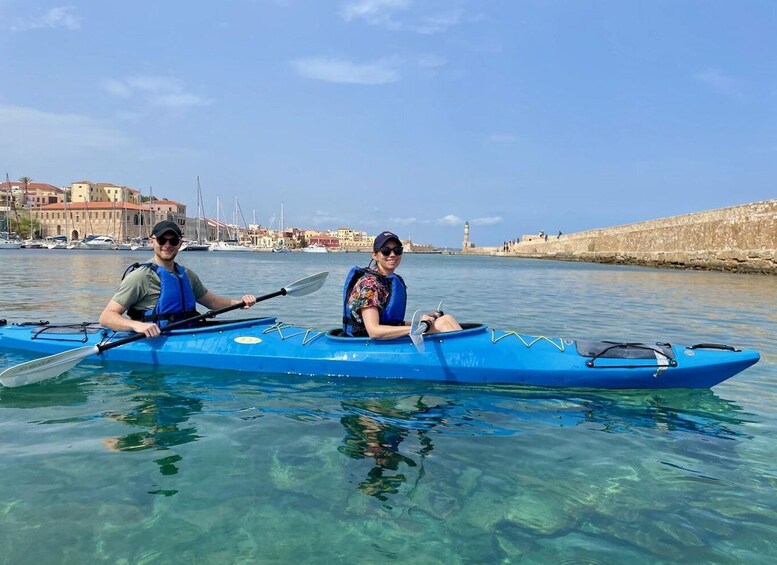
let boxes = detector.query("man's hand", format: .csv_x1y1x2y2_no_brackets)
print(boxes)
132,321,161,338
241,294,257,308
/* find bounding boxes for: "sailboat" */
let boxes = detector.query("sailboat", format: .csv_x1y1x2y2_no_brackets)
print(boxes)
208,195,252,252
182,177,210,251
0,174,23,249
272,202,291,253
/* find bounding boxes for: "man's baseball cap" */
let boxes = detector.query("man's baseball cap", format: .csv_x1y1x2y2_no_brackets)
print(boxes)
151,220,182,238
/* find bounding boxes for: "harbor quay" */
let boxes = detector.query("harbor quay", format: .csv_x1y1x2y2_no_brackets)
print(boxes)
464,199,777,276
3,179,774,271
0,179,440,252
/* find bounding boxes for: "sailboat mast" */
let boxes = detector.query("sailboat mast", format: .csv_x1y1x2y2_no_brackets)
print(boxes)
196,176,203,242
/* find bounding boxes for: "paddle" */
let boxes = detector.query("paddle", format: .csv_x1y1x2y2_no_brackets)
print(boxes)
0,271,329,388
408,302,445,353
409,310,429,353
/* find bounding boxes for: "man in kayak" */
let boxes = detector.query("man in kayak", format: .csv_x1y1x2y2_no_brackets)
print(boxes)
343,230,461,339
99,220,257,337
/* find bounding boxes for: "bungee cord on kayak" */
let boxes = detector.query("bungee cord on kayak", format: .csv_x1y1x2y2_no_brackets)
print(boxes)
490,330,567,352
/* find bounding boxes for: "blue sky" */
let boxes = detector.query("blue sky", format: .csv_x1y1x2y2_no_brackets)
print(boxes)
1,1,775,247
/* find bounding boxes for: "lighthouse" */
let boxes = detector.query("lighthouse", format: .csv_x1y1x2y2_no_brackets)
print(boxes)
462,221,473,252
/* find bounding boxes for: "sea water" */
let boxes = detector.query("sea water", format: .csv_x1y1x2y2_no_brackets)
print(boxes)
0,249,775,564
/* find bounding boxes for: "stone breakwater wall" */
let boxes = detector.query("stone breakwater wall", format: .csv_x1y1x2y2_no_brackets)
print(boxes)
506,199,777,275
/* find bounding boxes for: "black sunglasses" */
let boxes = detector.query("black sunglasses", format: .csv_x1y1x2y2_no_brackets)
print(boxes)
155,235,181,246
378,245,403,256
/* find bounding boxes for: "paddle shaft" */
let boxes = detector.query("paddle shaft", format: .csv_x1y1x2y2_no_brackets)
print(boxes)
96,289,285,354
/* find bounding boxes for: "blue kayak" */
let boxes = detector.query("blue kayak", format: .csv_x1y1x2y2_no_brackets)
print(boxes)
0,317,760,389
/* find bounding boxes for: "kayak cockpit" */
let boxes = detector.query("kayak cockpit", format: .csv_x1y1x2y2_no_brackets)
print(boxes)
325,322,489,341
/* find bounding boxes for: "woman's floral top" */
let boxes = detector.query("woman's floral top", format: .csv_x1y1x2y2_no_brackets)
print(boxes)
347,273,389,324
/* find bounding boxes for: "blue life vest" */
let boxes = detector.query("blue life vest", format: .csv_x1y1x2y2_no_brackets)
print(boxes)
124,262,199,326
342,266,407,337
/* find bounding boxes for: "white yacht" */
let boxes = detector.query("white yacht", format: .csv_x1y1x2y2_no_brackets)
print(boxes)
45,236,68,249
83,236,118,250
209,240,253,252
302,243,328,253
21,239,46,249
181,241,210,252
0,236,23,249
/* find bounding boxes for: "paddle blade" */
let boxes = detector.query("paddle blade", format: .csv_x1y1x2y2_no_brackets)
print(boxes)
410,329,425,353
409,310,427,353
0,345,98,388
283,271,328,297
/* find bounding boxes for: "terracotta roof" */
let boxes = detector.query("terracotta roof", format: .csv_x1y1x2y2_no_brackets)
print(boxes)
152,198,184,207
1,181,62,192
39,202,152,211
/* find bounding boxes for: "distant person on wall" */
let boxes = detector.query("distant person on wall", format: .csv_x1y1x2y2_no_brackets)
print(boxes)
99,220,257,337
342,230,462,339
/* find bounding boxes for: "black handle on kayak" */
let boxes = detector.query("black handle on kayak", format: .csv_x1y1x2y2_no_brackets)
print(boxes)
96,289,285,354
687,343,741,352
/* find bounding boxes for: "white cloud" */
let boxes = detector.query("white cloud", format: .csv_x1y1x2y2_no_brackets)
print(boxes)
427,214,500,227
11,6,81,31
151,93,209,108
389,216,417,225
413,8,464,34
309,211,342,226
293,57,400,85
101,79,132,98
101,75,211,109
472,216,503,226
417,55,447,68
0,104,132,151
695,68,744,98
435,214,463,226
340,0,463,34
341,0,410,27
0,103,197,172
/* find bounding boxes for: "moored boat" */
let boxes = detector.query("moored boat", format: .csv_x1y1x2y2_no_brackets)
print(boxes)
21,238,47,249
83,235,118,250
209,240,253,252
0,318,760,389
181,242,210,251
44,235,68,249
303,243,329,253
0,235,23,249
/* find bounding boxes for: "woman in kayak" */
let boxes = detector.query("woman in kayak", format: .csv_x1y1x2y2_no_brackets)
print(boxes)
343,230,462,339
99,220,257,338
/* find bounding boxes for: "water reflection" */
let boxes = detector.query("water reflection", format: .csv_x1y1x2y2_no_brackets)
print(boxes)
337,395,450,502
0,378,88,408
472,387,754,441
334,386,753,503
102,372,203,480
556,389,752,439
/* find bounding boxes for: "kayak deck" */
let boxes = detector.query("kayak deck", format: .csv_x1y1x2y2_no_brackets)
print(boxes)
0,318,761,389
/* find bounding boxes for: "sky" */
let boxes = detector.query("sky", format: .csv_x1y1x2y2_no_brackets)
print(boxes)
1,1,775,247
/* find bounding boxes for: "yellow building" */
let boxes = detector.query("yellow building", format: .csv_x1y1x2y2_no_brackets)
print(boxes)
70,181,142,204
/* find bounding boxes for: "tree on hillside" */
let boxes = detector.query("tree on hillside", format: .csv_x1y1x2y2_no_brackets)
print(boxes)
18,177,32,208
18,177,34,237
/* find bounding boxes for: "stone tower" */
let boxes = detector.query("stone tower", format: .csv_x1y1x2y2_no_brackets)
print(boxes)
462,221,474,252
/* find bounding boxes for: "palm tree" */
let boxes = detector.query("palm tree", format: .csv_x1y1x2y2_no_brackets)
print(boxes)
18,177,34,238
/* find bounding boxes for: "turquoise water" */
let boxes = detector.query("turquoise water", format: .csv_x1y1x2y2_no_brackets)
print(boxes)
0,250,775,564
